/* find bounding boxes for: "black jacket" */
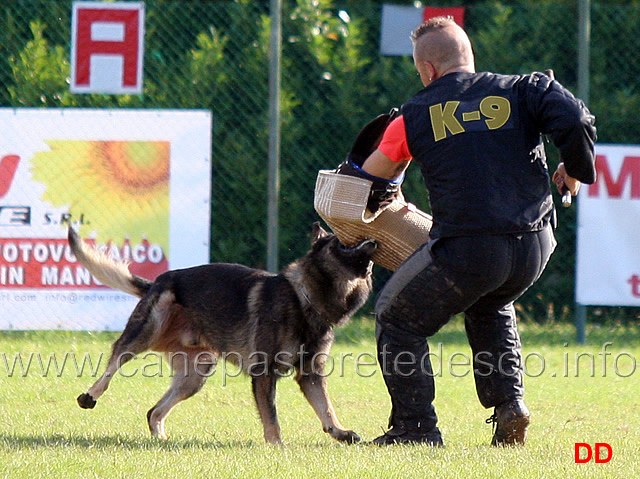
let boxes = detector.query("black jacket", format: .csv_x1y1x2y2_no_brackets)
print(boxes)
402,71,596,239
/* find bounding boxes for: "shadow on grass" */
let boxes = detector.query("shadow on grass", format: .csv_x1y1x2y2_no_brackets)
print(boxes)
336,316,640,347
0,432,259,450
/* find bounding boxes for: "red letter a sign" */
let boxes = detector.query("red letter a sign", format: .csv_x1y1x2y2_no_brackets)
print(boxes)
71,2,145,94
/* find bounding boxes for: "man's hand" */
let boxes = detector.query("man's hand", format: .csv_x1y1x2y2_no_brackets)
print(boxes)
552,162,581,196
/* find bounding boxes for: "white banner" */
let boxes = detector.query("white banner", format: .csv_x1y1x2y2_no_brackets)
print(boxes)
380,4,465,56
0,108,212,329
576,144,640,306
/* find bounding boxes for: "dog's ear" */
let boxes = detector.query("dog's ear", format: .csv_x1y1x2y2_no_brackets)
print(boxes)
311,221,330,244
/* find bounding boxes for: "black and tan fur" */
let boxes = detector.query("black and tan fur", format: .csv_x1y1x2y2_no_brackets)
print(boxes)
70,223,375,444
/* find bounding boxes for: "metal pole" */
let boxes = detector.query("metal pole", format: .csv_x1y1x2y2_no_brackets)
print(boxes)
267,0,282,273
576,303,587,345
575,0,590,344
577,0,590,103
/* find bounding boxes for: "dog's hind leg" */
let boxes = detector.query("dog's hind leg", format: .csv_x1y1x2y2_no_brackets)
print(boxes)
77,293,168,409
146,350,215,440
295,368,360,444
251,374,282,444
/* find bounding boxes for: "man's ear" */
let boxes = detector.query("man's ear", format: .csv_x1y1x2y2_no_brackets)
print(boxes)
424,61,437,81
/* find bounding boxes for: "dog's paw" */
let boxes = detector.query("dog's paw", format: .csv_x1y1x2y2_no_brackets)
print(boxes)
151,431,169,441
77,393,97,409
336,429,361,444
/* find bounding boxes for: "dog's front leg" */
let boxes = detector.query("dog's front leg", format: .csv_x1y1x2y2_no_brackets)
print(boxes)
251,375,282,444
295,369,360,444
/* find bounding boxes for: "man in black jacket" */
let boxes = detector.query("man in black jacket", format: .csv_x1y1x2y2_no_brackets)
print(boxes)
358,16,596,446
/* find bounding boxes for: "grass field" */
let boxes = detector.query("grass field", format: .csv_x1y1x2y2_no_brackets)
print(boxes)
1,319,638,478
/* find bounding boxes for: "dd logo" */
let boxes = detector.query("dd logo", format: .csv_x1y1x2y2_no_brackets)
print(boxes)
574,443,612,463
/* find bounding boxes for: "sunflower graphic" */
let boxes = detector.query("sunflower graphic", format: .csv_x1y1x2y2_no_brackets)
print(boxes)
31,140,170,253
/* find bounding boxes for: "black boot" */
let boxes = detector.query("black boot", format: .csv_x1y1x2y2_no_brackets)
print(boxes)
373,425,444,446
486,399,530,446
374,327,442,446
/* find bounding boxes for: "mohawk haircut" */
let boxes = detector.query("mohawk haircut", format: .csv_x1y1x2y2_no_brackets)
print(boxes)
411,15,457,43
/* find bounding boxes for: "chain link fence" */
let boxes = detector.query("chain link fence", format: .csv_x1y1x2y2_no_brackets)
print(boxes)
1,0,638,324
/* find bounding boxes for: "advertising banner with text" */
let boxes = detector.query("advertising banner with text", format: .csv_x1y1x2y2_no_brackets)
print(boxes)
576,144,640,306
0,108,211,330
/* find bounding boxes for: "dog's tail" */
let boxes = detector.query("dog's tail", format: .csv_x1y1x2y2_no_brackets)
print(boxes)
68,227,152,298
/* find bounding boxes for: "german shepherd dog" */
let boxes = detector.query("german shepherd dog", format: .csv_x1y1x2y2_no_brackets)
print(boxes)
70,223,375,444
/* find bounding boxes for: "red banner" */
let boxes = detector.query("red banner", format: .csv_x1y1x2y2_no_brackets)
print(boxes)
0,238,167,289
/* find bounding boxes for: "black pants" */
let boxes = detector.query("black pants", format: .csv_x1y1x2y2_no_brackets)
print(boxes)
375,225,556,432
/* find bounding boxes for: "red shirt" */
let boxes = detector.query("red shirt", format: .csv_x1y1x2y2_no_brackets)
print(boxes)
378,116,412,163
